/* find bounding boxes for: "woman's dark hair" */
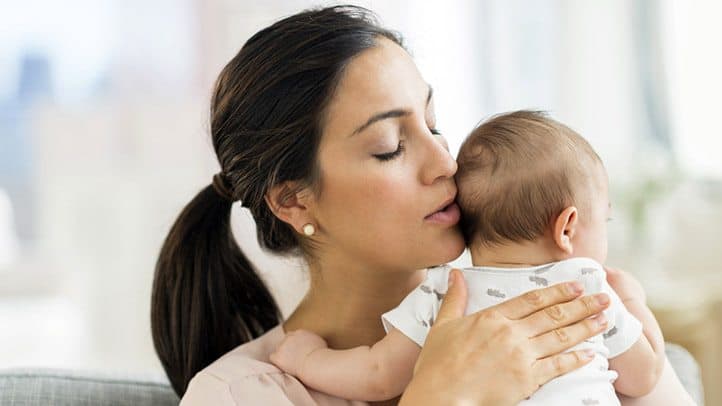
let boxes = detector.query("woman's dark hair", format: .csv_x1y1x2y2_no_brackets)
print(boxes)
150,5,403,397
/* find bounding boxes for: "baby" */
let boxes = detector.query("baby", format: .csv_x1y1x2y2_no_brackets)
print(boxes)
270,111,666,405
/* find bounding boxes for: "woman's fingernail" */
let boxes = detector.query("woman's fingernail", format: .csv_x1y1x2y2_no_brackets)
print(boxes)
448,271,455,287
583,349,595,360
596,294,610,305
567,281,583,295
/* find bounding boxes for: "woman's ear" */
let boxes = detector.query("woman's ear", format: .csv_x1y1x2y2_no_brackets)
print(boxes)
264,181,315,235
553,206,578,255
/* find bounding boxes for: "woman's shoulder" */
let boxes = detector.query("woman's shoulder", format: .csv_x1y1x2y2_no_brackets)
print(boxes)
181,324,367,405
200,324,285,380
181,325,290,405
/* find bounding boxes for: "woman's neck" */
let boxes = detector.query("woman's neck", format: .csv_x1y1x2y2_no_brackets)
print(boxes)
283,258,426,350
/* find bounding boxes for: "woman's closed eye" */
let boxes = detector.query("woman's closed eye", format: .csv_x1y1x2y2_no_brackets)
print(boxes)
373,140,405,161
372,128,442,162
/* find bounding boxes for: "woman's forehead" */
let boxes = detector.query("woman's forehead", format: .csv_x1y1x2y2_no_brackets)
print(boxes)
322,38,429,138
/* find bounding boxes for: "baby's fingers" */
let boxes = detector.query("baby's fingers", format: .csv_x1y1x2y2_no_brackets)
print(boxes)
269,346,293,373
269,329,327,375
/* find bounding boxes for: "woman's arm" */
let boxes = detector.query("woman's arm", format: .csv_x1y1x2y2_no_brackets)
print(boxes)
400,269,611,406
619,357,697,406
605,267,695,405
270,327,420,401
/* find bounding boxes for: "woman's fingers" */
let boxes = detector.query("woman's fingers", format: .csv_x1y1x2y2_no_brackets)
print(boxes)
521,292,610,337
493,281,584,320
532,349,596,387
529,314,608,359
433,269,468,327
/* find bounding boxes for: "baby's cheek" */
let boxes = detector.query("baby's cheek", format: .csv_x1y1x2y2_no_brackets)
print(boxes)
593,227,609,263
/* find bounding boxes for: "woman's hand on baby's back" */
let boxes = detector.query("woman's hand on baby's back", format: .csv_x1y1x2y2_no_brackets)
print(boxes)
401,269,611,406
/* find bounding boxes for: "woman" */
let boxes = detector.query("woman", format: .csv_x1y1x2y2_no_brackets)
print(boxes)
151,6,694,405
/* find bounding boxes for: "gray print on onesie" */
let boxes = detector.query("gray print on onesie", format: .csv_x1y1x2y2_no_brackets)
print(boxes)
529,275,549,286
486,288,506,298
417,285,446,327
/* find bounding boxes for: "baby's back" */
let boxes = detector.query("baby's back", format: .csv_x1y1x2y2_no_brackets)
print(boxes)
383,257,643,406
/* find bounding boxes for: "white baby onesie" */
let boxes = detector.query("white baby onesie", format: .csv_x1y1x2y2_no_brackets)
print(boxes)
382,257,643,406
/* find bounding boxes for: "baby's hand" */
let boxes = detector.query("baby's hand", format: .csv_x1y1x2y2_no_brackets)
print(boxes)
605,266,647,304
270,329,328,377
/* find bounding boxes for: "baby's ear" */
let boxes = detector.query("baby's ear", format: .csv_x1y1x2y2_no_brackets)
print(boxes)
553,206,578,255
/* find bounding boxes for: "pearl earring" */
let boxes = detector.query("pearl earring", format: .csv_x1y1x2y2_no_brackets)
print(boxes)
302,223,315,236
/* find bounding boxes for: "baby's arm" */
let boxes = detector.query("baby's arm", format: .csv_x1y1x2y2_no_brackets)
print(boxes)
609,312,665,396
606,268,666,397
270,327,421,401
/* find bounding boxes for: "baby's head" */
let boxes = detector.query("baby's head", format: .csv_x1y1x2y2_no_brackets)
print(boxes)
455,110,610,264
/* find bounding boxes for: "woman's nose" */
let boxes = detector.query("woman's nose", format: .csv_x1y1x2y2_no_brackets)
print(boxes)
420,130,458,185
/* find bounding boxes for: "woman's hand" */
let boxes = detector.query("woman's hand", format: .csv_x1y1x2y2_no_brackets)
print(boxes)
400,269,610,406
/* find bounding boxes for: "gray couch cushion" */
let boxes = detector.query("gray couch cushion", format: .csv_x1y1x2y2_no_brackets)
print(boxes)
0,368,179,406
0,344,704,405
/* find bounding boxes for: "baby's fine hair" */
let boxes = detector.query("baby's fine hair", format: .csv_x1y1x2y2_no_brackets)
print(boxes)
455,110,603,246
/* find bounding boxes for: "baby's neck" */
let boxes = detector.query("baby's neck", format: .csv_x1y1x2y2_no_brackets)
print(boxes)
469,238,563,268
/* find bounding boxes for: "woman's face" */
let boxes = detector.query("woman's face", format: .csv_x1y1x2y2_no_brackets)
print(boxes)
309,38,465,272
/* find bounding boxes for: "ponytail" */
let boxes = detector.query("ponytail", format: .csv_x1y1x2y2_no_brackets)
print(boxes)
151,185,280,396
151,4,404,398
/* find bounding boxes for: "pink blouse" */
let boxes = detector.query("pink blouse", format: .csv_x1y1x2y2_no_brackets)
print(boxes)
180,325,368,405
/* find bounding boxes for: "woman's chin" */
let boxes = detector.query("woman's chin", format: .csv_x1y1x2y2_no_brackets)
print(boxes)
434,228,466,264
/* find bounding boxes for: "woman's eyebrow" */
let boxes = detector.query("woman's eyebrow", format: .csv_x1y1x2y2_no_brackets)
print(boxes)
350,85,434,137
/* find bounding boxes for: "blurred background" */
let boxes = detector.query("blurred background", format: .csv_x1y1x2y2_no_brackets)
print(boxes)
1,0,720,403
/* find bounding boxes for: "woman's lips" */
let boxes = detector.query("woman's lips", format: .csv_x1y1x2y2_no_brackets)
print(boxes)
424,202,461,225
